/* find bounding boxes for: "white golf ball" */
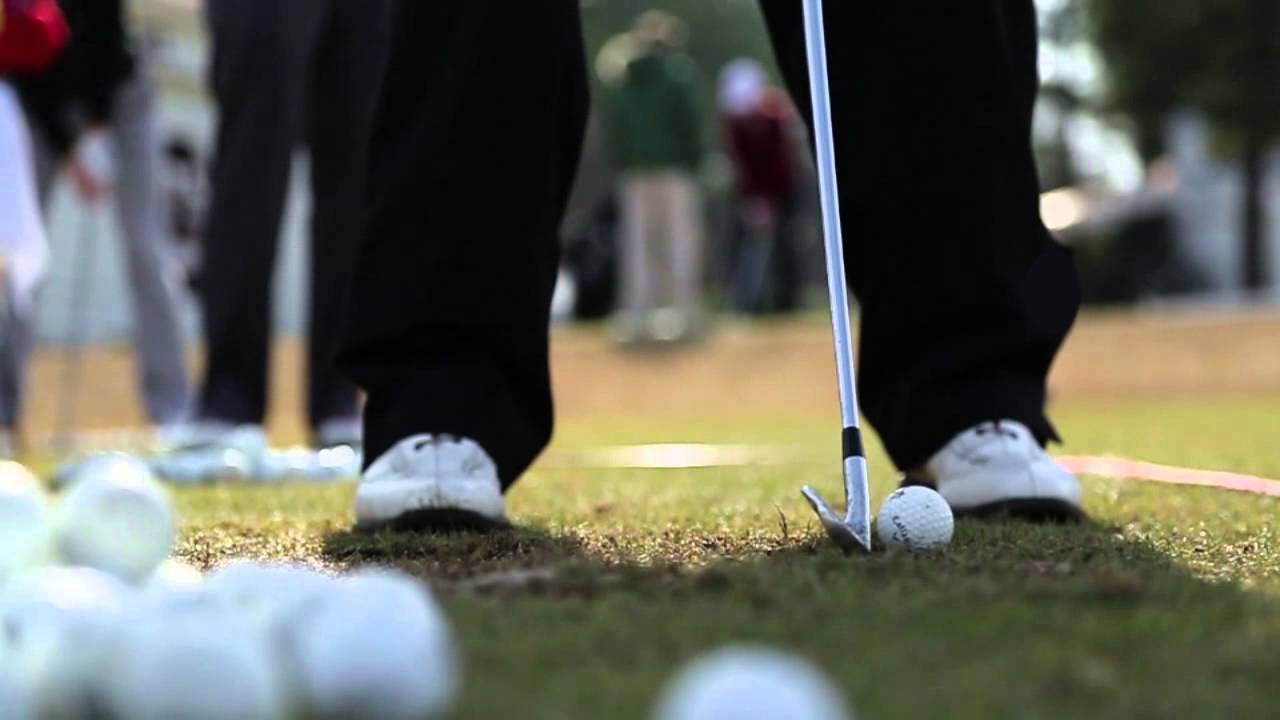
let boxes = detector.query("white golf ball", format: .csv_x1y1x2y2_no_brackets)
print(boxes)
207,561,335,620
55,460,176,583
0,565,132,640
876,486,954,552
0,462,51,584
654,646,852,720
0,657,35,720
143,559,205,596
0,567,134,719
52,453,151,491
278,569,457,720
103,605,286,720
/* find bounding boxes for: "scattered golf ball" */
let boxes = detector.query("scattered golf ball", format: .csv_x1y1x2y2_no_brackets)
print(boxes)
654,646,851,720
0,462,51,582
876,486,954,552
277,569,458,720
52,452,151,490
0,567,134,719
207,561,335,623
55,460,176,583
103,606,286,720
144,559,205,595
0,658,34,720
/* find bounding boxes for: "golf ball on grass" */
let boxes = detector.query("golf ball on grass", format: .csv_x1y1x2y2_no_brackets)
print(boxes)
876,486,954,552
275,569,458,720
207,561,336,623
0,462,51,583
51,452,151,491
54,461,176,583
144,559,205,595
0,567,135,720
102,606,286,720
655,646,852,720
0,657,35,720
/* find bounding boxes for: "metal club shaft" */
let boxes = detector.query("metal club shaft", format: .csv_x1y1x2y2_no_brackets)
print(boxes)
798,0,872,552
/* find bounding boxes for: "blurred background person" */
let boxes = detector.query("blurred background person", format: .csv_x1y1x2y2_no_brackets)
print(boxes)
0,0,66,455
170,0,393,457
602,11,709,344
718,58,805,316
12,0,192,438
0,83,45,456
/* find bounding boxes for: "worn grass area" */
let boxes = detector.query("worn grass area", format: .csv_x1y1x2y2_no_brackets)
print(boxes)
25,309,1280,718
163,391,1280,720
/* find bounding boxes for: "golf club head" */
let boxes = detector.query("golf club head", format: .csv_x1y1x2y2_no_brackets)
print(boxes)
802,485,871,553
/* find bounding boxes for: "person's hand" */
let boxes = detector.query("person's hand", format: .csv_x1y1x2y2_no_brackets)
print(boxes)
67,156,108,202
67,130,115,204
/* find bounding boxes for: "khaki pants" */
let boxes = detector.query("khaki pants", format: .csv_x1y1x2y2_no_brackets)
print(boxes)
617,170,704,323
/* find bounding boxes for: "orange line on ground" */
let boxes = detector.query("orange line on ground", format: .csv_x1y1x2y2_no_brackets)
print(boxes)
1057,456,1280,498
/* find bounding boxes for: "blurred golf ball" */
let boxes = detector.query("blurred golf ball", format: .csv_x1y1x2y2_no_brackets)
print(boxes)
52,453,151,491
655,646,851,720
0,567,134,719
876,486,954,552
277,569,457,720
103,605,286,720
144,559,205,595
55,460,175,583
208,561,335,622
0,657,35,720
0,462,51,583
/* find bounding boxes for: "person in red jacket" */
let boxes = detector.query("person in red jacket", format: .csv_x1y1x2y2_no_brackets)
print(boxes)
9,0,191,440
719,58,806,314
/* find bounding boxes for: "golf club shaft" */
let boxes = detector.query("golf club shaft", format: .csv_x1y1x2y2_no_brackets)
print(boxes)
801,0,861,442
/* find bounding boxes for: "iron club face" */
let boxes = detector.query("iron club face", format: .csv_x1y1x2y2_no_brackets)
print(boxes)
802,456,873,553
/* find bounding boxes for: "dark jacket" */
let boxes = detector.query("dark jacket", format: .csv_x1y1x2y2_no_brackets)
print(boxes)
604,49,706,173
16,0,134,154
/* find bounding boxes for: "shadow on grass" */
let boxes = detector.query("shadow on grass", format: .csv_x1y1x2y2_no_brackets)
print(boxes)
321,514,1264,606
324,516,1280,719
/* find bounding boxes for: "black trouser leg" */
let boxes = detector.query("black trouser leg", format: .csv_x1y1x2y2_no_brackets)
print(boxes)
303,1,393,432
762,0,1080,469
338,2,589,486
199,0,327,424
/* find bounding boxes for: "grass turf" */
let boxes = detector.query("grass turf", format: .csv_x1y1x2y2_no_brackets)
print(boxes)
22,313,1280,718
165,392,1280,720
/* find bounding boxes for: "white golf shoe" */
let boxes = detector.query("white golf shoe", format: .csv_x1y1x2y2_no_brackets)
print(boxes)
355,434,509,533
906,420,1084,520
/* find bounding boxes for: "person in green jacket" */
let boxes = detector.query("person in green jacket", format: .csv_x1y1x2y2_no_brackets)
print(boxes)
603,11,707,344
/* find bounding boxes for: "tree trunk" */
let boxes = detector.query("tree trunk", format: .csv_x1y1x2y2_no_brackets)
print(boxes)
1241,140,1268,291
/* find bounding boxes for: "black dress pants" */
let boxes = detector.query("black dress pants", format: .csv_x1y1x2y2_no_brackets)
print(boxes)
200,0,392,432
340,0,1079,486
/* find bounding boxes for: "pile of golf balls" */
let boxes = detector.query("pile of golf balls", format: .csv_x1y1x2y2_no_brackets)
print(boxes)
0,459,457,720
876,486,955,552
3,454,859,719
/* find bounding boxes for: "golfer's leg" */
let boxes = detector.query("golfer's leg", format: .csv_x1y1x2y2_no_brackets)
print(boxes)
618,174,654,328
762,0,1079,470
0,307,34,433
110,71,193,426
339,1,589,488
302,0,393,442
197,0,324,425
669,172,704,319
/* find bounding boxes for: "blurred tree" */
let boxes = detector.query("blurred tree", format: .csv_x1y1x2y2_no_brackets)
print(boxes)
1084,0,1280,289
